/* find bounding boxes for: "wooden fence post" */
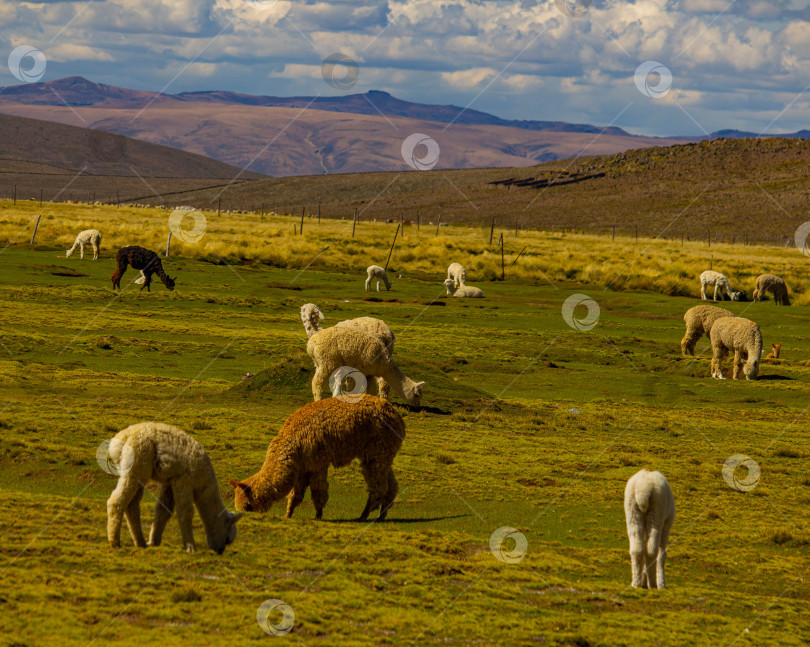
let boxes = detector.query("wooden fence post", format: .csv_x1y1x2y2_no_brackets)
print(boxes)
385,224,400,271
165,232,172,257
499,233,504,280
489,216,495,244
300,207,305,235
352,208,358,237
30,214,42,245
436,215,441,235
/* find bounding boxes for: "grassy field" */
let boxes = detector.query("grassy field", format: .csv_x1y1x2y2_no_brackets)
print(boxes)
1,203,809,646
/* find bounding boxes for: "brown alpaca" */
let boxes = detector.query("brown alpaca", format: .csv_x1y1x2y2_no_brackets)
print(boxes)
111,246,175,291
230,396,405,521
765,343,782,360
753,274,790,305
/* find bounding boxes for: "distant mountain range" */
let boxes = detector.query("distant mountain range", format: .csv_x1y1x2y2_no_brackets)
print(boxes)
0,77,806,176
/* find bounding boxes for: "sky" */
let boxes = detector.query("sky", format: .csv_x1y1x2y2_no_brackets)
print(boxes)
2,0,810,137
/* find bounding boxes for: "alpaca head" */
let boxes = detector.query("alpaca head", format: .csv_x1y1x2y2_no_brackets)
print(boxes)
403,378,425,407
730,290,745,302
744,357,759,380
443,278,456,295
165,275,176,291
230,478,273,513
65,247,74,258
205,510,243,555
300,304,324,336
770,342,782,358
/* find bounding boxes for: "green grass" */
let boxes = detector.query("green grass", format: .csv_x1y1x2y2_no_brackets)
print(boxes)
1,236,809,646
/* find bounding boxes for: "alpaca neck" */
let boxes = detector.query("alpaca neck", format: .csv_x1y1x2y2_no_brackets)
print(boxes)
303,320,322,338
378,361,411,401
194,465,229,538
250,450,296,510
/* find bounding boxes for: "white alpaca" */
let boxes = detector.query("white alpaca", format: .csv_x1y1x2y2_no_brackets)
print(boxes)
106,422,242,553
365,265,391,292
446,263,466,292
306,327,424,406
300,304,396,399
65,229,102,260
624,469,675,589
443,279,483,298
700,270,741,301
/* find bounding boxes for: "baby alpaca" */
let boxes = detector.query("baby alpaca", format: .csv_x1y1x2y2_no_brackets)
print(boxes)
710,317,763,380
365,265,391,292
65,229,102,260
306,326,424,406
765,342,781,360
443,279,483,298
624,469,675,589
106,422,242,553
111,246,175,291
680,305,734,356
446,263,467,290
231,396,405,520
753,274,790,306
700,270,741,301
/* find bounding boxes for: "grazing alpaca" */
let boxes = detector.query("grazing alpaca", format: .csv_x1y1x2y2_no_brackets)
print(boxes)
765,342,782,360
680,305,734,356
710,317,763,380
306,326,424,406
65,229,102,260
106,422,242,553
446,263,466,291
111,246,175,291
753,274,791,305
300,304,396,399
365,265,392,291
700,270,742,301
443,279,483,298
624,469,675,589
230,396,405,520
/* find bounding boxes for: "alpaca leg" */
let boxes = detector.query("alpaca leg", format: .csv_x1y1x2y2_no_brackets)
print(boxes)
713,284,720,301
173,484,197,552
107,475,142,548
376,278,381,292
79,243,85,260
359,460,388,521
644,526,661,589
286,472,310,519
733,351,745,380
124,485,147,548
378,468,399,521
701,282,707,300
711,347,727,379
365,277,371,291
149,485,175,547
92,241,99,260
627,522,645,588
309,469,329,520
656,517,673,589
680,328,700,356
312,367,329,401
142,271,153,292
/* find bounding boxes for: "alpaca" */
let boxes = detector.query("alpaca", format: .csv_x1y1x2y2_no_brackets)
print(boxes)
306,326,424,406
446,263,466,291
443,279,483,298
65,229,102,260
624,469,675,589
230,396,405,520
106,422,242,553
765,342,781,360
700,270,742,301
300,304,396,398
753,274,790,306
111,246,175,291
710,317,763,380
680,305,734,356
365,265,391,292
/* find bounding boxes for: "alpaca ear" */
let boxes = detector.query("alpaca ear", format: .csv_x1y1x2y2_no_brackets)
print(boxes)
228,479,240,488
415,381,425,388
318,311,324,321
229,512,244,524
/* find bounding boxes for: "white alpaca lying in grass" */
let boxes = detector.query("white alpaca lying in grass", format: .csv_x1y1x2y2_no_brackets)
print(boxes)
624,469,675,589
365,265,391,291
700,270,741,301
106,422,242,553
443,279,483,298
65,229,102,260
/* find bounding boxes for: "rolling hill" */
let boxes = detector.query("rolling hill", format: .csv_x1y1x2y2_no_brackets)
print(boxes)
0,77,690,176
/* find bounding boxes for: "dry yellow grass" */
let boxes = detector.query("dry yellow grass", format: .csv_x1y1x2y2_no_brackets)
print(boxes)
2,199,809,304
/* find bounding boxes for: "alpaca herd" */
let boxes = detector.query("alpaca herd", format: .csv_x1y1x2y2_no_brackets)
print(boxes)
51,228,791,587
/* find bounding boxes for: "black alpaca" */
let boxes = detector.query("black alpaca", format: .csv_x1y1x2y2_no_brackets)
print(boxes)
111,246,176,292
